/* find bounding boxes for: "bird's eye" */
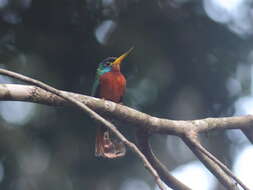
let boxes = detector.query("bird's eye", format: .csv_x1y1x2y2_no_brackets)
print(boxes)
104,62,111,66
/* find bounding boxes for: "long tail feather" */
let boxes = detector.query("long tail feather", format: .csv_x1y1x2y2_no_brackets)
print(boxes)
95,127,126,158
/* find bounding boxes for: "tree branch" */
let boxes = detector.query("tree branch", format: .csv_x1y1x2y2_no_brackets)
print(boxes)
182,132,247,190
0,69,166,190
192,140,248,190
0,70,251,189
136,129,191,190
0,84,252,135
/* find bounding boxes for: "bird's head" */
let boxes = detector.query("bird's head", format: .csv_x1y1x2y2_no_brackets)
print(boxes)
97,47,133,76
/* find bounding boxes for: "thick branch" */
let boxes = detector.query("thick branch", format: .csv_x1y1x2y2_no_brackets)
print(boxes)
0,82,251,189
0,69,166,190
0,84,253,136
193,117,253,133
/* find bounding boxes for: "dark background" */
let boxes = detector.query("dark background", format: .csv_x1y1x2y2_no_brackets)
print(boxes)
0,0,252,189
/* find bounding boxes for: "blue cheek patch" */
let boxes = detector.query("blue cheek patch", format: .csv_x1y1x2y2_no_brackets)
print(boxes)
100,67,111,75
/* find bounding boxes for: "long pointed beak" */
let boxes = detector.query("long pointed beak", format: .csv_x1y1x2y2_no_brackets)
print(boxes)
112,47,134,65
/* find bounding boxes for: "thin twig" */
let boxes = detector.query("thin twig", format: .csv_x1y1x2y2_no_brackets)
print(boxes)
183,133,248,190
0,68,166,190
183,137,239,190
188,137,249,190
136,129,191,190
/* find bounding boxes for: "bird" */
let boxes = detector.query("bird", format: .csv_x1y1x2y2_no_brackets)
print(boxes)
91,47,133,158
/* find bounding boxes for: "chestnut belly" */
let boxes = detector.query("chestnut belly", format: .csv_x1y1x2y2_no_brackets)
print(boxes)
99,72,126,103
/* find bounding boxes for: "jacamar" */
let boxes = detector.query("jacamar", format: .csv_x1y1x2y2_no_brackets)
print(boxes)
91,48,133,158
